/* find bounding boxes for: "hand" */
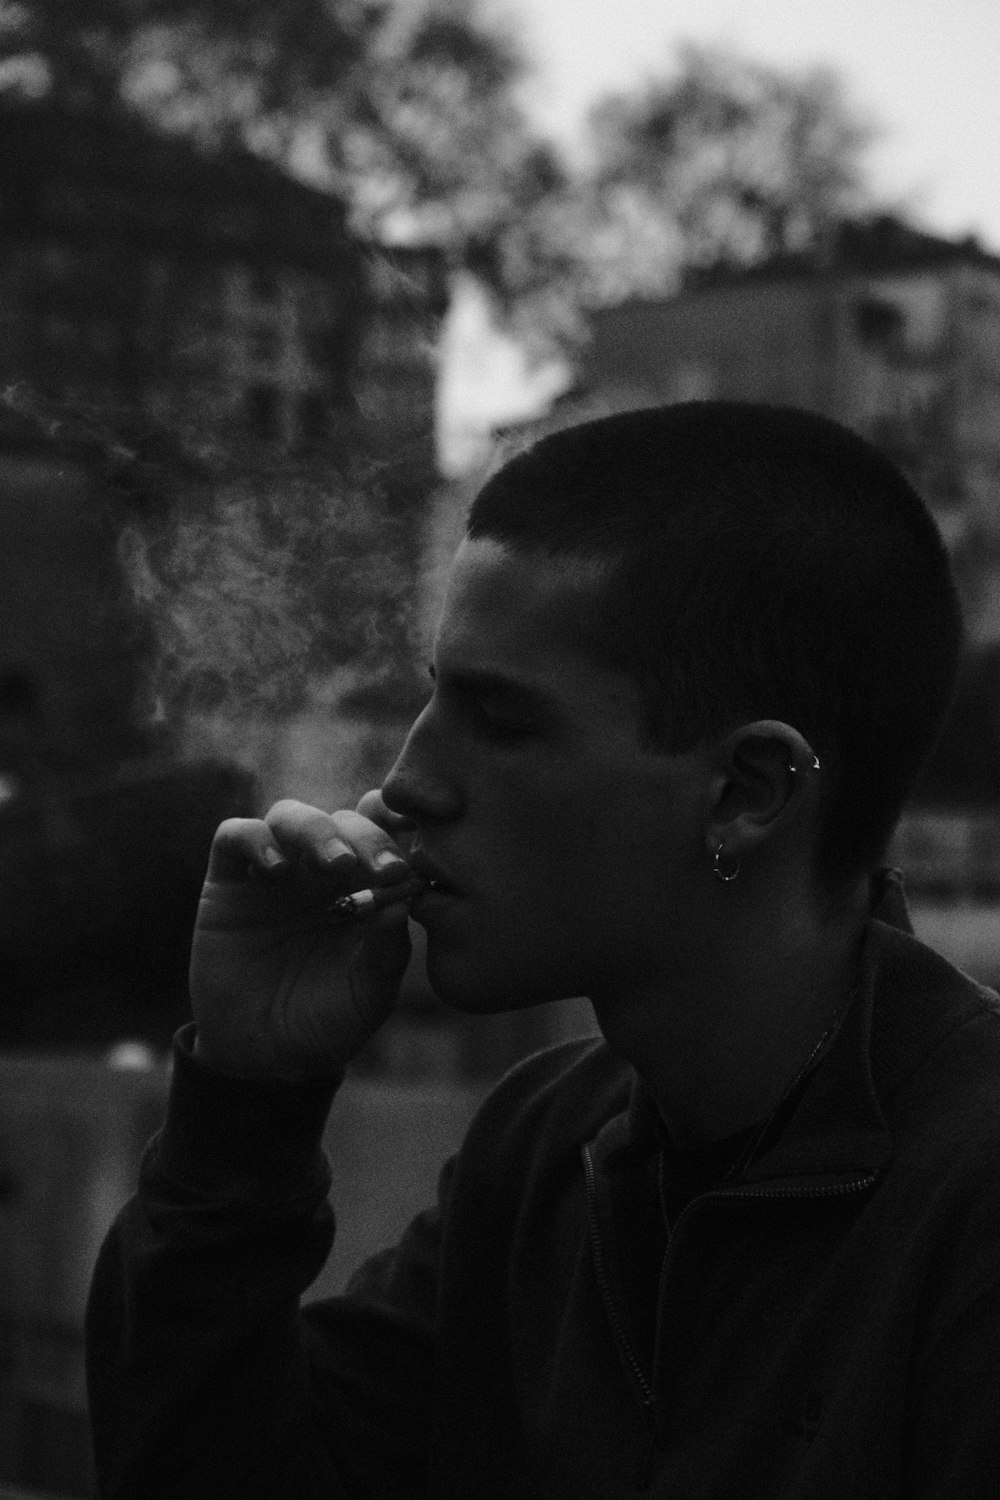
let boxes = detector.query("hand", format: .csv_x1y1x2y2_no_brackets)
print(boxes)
189,794,417,1081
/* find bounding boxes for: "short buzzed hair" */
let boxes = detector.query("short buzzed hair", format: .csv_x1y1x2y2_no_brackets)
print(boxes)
467,402,963,892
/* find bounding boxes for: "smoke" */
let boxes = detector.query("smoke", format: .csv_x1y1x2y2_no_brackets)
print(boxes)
118,449,423,741
1,385,428,802
122,489,317,723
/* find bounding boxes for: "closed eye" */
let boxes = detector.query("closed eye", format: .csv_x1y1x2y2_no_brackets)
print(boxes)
427,663,537,743
467,700,531,741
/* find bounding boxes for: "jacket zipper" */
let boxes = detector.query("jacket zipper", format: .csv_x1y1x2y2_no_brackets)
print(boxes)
582,1143,660,1488
654,1172,881,1307
583,1146,879,1490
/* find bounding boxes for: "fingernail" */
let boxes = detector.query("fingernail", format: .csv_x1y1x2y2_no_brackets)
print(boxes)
323,839,353,865
374,850,407,872
262,847,286,869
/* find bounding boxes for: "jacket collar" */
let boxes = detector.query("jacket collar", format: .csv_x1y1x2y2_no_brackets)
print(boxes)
600,869,988,1193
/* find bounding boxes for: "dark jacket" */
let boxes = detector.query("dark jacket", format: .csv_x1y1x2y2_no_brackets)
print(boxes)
86,891,1000,1497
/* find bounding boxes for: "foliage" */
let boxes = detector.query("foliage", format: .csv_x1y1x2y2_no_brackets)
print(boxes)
581,44,876,300
0,0,541,235
0,0,570,328
0,0,367,130
338,9,524,237
0,4,880,348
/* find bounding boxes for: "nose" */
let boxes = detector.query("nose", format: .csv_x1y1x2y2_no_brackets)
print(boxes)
381,703,462,824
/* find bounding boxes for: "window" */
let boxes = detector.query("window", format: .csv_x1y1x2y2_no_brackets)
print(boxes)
854,298,906,346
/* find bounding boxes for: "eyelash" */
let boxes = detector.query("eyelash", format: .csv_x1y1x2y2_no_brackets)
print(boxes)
426,667,530,744
468,701,528,742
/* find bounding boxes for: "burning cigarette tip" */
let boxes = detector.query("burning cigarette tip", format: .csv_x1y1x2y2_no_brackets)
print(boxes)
326,876,428,923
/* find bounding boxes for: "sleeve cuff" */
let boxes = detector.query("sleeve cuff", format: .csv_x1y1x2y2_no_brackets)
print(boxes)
150,1023,341,1209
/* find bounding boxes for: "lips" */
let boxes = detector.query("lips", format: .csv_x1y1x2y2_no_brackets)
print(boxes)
408,849,459,895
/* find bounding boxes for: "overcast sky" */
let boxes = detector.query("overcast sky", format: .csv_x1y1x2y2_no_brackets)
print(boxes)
488,0,1000,250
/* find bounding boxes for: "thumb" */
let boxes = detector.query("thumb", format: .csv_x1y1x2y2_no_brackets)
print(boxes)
357,902,413,987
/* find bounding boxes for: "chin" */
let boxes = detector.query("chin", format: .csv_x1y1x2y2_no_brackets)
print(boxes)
423,946,579,1015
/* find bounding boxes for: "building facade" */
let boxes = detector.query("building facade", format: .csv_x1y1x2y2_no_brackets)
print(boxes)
0,106,453,1053
581,218,1000,644
0,105,445,457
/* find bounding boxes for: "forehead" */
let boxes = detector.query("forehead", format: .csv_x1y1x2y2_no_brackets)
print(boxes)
438,536,596,648
435,537,639,711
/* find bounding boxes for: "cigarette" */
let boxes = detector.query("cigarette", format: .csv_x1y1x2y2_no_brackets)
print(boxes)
326,875,429,924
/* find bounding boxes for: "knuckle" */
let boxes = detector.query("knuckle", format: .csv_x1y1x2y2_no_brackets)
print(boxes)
327,808,370,842
265,800,332,844
265,798,307,826
214,816,260,847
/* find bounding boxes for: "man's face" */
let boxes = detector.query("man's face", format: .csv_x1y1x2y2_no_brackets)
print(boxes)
381,537,709,1011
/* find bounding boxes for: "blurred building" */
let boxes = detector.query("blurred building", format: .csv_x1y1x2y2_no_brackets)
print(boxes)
576,219,1000,974
0,105,569,1080
580,216,1000,644
0,403,257,1049
0,106,450,1052
0,104,445,459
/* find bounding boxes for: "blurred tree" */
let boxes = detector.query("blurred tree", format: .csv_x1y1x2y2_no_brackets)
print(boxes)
337,8,526,236
0,0,568,337
0,0,367,137
0,6,881,351
329,4,580,351
0,0,548,239
580,43,877,302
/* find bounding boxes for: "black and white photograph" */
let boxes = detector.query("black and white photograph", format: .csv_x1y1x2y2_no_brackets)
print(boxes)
0,2,998,1495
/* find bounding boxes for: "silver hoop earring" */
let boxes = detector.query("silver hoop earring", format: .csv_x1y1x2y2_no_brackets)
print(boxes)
713,842,741,883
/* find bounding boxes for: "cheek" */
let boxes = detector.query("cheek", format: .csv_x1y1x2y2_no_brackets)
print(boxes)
480,797,643,926
466,749,693,912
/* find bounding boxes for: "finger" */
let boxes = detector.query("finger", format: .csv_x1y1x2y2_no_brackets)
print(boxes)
206,818,289,882
356,902,413,984
327,808,411,882
262,800,409,884
263,800,360,873
356,788,416,832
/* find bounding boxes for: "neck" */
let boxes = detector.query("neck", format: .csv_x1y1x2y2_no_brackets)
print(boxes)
593,885,869,1150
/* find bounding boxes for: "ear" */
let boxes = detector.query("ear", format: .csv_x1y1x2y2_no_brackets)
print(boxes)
703,720,822,866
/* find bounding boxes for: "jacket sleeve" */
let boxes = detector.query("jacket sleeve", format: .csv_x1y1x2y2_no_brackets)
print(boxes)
903,1277,1000,1498
85,1025,441,1500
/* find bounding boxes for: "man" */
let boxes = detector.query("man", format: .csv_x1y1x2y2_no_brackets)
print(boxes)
86,403,1000,1497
